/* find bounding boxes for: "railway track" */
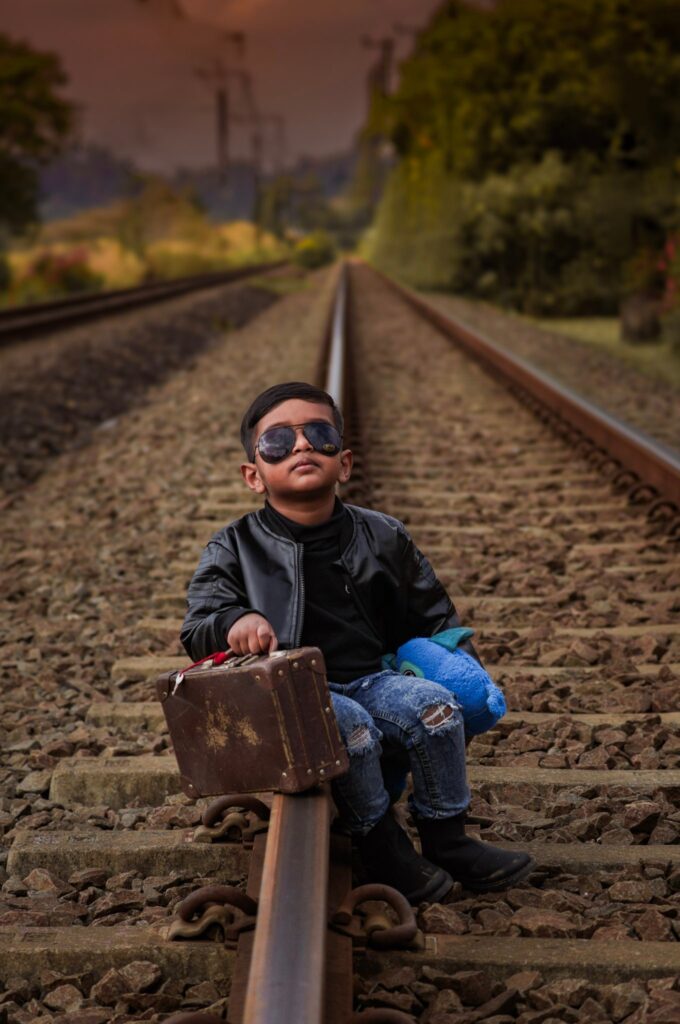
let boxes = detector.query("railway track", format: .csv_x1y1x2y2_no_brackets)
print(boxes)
0,263,284,345
1,260,679,1022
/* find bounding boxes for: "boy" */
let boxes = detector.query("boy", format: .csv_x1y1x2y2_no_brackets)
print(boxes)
181,381,533,904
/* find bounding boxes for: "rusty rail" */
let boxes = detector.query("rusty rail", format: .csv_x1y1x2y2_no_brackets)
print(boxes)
242,791,333,1023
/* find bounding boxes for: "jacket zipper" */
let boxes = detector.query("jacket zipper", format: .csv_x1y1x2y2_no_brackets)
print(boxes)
294,543,305,647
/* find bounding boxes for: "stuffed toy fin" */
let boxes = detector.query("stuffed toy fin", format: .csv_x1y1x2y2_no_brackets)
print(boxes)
386,628,506,737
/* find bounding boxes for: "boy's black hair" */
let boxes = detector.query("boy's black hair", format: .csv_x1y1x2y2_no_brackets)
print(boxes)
240,381,344,460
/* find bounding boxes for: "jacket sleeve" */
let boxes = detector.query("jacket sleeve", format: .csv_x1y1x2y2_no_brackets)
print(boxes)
180,537,257,660
397,526,481,663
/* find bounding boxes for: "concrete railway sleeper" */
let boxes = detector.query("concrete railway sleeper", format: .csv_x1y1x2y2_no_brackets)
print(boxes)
1,259,679,1022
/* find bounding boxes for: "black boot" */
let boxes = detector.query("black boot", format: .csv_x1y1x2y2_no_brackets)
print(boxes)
417,814,534,893
356,811,453,905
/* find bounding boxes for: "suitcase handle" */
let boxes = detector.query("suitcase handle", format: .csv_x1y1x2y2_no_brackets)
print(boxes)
172,649,271,694
172,649,235,694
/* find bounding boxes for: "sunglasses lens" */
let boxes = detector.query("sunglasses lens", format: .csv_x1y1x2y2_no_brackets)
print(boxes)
256,421,342,462
303,421,342,455
257,426,295,463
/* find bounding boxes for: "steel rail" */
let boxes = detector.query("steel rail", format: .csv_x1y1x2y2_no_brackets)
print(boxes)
240,260,349,1024
0,261,284,345
326,262,348,409
241,790,333,1024
372,265,680,508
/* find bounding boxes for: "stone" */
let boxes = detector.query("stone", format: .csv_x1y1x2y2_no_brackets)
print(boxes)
575,746,615,769
23,868,70,894
371,966,417,990
63,1011,110,1024
590,924,632,941
476,908,512,932
511,906,579,938
600,827,637,846
646,979,678,993
420,965,457,990
429,988,464,1013
648,990,680,1013
43,984,84,1011
361,990,421,1013
69,868,108,889
667,868,680,893
540,979,592,1008
411,981,438,1002
517,1009,564,1024
427,1011,473,1023
419,903,468,935
1,977,30,1002
183,981,221,1004
578,996,609,1019
607,879,665,903
504,971,543,996
621,801,661,834
105,871,139,892
16,770,52,795
449,971,492,1007
604,982,647,1022
146,804,201,829
89,968,129,1005
119,960,162,993
90,890,145,918
634,908,673,941
470,989,519,1020
1,877,27,896
649,822,679,845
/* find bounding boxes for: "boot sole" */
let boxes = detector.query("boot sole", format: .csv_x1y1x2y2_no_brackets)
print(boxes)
407,868,454,906
460,854,536,894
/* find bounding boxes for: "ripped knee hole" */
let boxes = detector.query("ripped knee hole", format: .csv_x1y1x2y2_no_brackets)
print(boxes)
346,724,373,753
421,703,455,731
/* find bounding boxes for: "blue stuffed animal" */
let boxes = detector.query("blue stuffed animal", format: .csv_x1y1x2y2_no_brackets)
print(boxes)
385,627,506,737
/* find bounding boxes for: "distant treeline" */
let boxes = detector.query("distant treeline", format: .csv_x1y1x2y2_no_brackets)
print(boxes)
363,0,680,314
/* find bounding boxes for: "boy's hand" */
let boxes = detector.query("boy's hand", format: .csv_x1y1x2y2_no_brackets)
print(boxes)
227,613,278,656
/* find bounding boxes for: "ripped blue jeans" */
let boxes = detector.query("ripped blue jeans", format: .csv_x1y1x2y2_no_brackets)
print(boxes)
329,670,470,835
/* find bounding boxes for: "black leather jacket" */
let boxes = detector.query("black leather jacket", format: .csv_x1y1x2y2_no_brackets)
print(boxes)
181,503,470,663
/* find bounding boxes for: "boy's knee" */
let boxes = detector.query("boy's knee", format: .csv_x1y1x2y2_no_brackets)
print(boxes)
332,695,381,755
420,702,457,733
421,700,454,733
346,722,376,754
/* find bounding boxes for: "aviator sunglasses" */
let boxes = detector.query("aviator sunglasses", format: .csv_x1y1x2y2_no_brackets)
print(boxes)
255,420,343,463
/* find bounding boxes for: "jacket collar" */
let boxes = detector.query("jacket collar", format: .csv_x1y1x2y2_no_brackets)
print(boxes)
257,498,355,551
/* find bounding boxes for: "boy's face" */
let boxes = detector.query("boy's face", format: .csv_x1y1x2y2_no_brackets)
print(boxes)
241,398,352,501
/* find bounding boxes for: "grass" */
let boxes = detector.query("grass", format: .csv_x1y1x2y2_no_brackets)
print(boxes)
529,315,680,390
247,272,309,297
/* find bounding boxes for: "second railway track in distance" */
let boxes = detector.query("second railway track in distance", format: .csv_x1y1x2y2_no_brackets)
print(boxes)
1,260,679,1022
0,263,284,345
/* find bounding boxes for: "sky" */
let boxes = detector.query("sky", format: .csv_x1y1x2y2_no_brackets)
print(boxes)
2,0,443,172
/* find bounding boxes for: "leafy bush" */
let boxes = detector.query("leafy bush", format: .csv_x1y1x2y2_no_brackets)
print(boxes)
0,252,11,293
366,152,677,315
19,247,103,301
144,244,231,281
293,232,336,269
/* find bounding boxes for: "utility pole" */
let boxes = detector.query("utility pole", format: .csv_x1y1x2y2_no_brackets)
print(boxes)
194,32,247,184
361,35,395,100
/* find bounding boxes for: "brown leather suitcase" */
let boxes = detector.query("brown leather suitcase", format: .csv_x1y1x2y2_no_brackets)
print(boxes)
157,646,349,797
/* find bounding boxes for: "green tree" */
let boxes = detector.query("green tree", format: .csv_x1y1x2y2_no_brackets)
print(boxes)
365,0,680,312
0,34,75,238
376,0,680,178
